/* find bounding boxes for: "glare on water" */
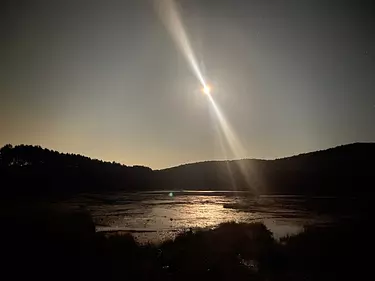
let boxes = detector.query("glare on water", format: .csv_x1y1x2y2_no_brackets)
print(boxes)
63,191,330,244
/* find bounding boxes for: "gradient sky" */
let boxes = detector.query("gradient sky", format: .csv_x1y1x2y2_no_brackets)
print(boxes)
1,0,374,169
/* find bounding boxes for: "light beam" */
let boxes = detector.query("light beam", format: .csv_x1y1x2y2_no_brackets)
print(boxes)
154,0,207,88
154,0,260,193
202,85,211,95
206,93,258,193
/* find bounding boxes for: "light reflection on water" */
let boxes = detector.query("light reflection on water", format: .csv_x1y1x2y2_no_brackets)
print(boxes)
63,191,334,243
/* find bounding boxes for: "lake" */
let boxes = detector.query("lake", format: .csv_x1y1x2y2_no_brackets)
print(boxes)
62,191,357,243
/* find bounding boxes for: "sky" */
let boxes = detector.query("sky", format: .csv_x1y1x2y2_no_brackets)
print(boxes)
1,0,374,169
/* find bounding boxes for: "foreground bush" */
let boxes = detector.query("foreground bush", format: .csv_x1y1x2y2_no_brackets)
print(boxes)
1,208,371,281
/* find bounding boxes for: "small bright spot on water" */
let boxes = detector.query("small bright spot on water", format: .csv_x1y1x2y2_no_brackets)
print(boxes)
168,192,174,197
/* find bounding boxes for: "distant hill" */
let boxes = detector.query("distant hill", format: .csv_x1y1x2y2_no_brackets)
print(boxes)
1,143,374,197
155,143,375,195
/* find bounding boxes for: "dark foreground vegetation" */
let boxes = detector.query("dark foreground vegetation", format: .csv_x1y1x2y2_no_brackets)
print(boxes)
1,208,371,281
1,142,375,197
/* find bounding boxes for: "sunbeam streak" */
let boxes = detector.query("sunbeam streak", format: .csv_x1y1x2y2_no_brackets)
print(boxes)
207,94,246,157
206,94,247,163
154,0,207,88
215,119,238,191
207,93,259,193
155,0,259,193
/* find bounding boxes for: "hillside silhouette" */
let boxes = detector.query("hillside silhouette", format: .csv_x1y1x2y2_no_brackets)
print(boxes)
157,143,375,195
1,143,374,197
0,144,152,197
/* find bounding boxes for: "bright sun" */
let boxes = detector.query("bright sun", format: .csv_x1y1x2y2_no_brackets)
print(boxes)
202,85,211,95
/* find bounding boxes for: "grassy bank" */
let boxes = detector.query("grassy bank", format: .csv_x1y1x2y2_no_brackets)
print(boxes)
1,208,371,281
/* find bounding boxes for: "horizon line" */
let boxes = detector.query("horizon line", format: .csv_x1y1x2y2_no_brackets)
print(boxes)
1,142,373,171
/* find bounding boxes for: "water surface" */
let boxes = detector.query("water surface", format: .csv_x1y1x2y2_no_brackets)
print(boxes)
63,191,347,243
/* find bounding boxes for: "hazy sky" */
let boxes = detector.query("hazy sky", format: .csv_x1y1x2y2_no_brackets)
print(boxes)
1,0,374,169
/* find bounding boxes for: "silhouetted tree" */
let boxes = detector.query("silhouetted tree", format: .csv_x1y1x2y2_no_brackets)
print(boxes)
0,144,153,197
1,143,374,198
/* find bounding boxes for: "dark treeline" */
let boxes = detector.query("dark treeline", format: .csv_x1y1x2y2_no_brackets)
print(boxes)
0,144,152,197
1,143,374,197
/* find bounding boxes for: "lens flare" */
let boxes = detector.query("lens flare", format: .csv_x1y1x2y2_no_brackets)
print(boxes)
154,0,260,194
202,85,211,95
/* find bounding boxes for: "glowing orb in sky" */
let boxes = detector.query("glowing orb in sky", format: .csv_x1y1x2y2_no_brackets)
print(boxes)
202,85,211,95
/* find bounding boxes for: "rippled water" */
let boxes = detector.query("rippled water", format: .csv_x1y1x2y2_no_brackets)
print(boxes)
63,191,340,243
